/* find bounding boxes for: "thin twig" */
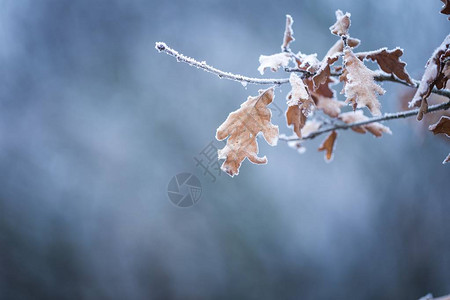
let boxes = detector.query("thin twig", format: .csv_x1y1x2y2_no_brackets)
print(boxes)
155,42,289,85
155,42,450,100
279,100,450,141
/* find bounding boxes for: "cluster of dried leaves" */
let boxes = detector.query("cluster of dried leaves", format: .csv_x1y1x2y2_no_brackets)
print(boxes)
215,6,450,176
157,3,450,176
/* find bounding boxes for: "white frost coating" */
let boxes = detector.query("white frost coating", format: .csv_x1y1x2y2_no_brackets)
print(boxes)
287,73,309,106
408,35,450,108
155,42,289,85
296,52,320,71
258,52,291,75
343,48,385,116
301,119,322,137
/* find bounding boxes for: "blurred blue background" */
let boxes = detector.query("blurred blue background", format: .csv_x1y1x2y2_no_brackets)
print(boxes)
0,0,449,299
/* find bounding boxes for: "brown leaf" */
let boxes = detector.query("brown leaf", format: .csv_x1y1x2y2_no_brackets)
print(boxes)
409,34,450,120
281,15,295,50
258,52,291,75
329,10,351,36
342,48,385,116
216,88,279,176
360,48,413,85
441,0,450,15
339,110,392,137
312,54,339,90
318,130,337,161
429,115,450,137
286,73,315,137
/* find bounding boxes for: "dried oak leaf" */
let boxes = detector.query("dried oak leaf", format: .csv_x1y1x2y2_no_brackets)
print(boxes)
318,130,338,161
409,34,450,120
312,54,339,90
258,52,291,75
342,48,385,116
329,10,351,36
216,88,279,176
359,48,413,85
339,110,392,137
281,15,295,51
286,73,315,138
429,115,450,137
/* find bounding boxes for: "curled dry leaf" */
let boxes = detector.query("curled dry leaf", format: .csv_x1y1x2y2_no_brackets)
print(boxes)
409,34,450,120
339,110,392,137
329,10,351,36
429,115,450,164
342,48,385,116
441,0,450,15
286,73,315,137
359,47,413,85
216,88,279,176
281,14,295,51
312,54,339,90
429,115,450,137
318,130,337,161
258,52,291,75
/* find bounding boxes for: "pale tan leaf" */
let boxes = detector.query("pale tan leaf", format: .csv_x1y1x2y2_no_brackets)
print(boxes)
313,94,345,118
318,130,338,161
281,15,295,50
339,110,392,137
216,88,279,176
342,48,385,116
258,52,291,75
329,10,351,36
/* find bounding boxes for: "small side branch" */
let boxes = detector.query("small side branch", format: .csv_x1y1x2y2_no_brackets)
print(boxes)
280,100,450,141
155,42,289,85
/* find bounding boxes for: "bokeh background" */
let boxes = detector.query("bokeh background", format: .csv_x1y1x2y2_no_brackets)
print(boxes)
0,0,449,299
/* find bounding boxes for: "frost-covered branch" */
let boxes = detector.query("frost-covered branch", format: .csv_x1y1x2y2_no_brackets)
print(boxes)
155,42,289,85
156,42,450,100
280,100,450,141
